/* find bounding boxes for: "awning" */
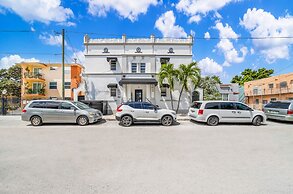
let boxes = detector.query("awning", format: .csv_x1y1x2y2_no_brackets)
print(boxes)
107,57,117,62
119,78,158,86
107,83,118,88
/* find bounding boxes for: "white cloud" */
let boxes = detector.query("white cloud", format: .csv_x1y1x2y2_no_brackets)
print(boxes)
204,32,211,39
71,50,85,65
85,0,160,22
0,0,73,24
155,10,187,38
240,8,293,63
0,55,39,69
39,33,67,47
215,22,247,65
176,0,240,23
188,15,201,23
198,57,223,75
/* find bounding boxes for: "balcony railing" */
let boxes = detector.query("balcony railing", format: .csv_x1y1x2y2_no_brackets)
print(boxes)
246,87,293,96
23,72,44,80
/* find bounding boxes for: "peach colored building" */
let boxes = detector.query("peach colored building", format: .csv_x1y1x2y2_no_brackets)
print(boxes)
244,73,293,110
19,62,83,107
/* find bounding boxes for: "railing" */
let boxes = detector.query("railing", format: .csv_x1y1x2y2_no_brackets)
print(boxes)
246,87,293,96
23,72,44,80
24,88,45,95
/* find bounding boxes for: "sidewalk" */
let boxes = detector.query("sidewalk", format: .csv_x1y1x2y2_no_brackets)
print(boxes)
0,114,190,121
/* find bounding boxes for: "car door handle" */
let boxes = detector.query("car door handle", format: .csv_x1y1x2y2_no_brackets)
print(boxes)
237,111,241,114
232,111,236,113
130,110,134,112
145,111,149,113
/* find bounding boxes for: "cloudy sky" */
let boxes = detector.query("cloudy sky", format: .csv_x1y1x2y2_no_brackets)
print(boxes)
0,0,293,82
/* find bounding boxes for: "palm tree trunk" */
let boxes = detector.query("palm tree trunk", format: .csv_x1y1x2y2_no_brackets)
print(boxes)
170,89,174,110
176,85,184,113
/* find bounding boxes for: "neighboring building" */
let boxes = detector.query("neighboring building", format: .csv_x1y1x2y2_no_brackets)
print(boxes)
216,83,240,101
244,73,293,110
20,62,83,107
81,34,202,114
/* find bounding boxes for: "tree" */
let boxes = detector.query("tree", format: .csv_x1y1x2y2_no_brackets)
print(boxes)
0,64,21,98
176,62,201,113
231,68,274,85
158,63,177,110
199,76,222,100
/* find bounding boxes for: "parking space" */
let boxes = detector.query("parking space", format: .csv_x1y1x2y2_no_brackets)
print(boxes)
0,116,293,193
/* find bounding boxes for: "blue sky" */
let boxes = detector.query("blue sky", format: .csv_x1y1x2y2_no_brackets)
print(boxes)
0,0,293,82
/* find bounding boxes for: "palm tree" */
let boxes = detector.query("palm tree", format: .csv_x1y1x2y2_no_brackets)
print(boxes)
176,62,201,113
158,63,177,110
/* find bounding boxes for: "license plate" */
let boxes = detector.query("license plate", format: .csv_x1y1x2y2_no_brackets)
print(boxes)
269,110,279,114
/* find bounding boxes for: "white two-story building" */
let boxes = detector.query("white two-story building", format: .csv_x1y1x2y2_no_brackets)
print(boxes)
82,34,202,114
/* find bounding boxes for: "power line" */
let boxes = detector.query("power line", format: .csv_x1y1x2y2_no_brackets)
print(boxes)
65,34,83,64
0,30,35,33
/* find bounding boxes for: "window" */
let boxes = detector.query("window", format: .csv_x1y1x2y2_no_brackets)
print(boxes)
131,63,137,73
161,87,167,97
191,102,202,109
220,102,235,110
140,63,146,73
271,98,277,101
32,83,42,94
235,103,250,110
265,102,290,109
280,81,287,88
49,82,57,89
110,88,116,97
255,99,259,104
142,103,154,110
29,101,47,108
253,88,258,95
64,82,71,89
110,60,116,71
46,102,60,109
60,102,75,110
205,102,220,109
50,66,57,71
33,68,41,75
222,94,229,101
268,83,274,89
128,102,142,109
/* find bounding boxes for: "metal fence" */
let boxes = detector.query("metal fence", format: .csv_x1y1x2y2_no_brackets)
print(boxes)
0,96,21,115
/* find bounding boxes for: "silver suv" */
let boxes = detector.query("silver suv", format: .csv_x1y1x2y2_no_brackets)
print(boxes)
22,100,103,126
264,100,293,121
188,101,266,126
115,102,177,127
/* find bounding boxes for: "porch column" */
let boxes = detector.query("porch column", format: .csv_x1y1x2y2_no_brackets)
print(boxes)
127,84,132,101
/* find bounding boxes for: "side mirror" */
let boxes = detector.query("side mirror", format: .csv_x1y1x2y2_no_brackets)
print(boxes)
70,107,77,111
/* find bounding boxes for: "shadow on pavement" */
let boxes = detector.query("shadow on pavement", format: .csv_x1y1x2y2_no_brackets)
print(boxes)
26,119,107,127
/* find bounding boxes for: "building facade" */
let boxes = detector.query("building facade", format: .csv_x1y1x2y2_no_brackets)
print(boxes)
244,73,293,110
216,83,240,101
20,62,83,107
82,35,202,114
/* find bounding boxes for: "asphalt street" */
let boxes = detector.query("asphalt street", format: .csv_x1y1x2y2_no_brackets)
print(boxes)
0,116,293,194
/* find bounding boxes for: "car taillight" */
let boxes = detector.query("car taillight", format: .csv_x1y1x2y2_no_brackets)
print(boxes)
198,109,204,115
288,110,293,115
22,109,27,113
116,105,123,112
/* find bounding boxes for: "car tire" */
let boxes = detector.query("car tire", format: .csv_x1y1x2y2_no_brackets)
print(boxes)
161,115,173,126
77,115,89,126
207,116,219,126
252,116,262,126
120,115,133,127
30,115,42,126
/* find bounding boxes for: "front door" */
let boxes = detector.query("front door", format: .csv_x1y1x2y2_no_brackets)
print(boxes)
135,89,143,102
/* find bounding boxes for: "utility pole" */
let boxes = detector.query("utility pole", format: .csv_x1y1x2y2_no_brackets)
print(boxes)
62,29,65,100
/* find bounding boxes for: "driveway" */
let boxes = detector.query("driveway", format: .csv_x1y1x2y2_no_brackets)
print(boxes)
0,116,293,193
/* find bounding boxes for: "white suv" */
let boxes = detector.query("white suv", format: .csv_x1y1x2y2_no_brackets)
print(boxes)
115,102,177,127
188,101,266,126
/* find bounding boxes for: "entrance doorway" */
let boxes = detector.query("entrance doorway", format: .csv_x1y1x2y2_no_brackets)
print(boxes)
135,89,143,102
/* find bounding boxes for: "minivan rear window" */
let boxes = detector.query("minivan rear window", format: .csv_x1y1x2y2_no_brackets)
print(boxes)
191,102,202,109
205,102,220,109
29,101,47,108
265,102,291,109
220,102,235,110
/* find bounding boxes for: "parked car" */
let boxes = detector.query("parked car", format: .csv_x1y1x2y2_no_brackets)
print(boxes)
22,100,103,126
263,100,293,122
188,101,266,126
115,102,177,127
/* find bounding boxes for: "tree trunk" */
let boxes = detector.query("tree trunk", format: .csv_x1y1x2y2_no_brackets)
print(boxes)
176,85,184,113
170,89,174,110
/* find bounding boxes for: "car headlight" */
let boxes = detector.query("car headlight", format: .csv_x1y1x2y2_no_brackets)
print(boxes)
89,112,95,116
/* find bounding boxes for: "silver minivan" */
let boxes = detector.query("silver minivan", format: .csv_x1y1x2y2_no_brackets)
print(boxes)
22,100,103,126
188,101,266,126
263,101,293,122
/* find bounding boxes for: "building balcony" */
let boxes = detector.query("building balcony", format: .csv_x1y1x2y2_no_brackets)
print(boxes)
245,87,293,96
23,72,45,82
23,88,46,99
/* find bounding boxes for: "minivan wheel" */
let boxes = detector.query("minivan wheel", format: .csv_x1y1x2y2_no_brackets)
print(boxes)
120,115,133,127
161,115,173,126
207,116,219,126
30,116,42,126
252,116,262,126
77,116,89,126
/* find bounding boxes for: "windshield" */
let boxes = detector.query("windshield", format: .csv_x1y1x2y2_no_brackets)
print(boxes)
72,101,91,110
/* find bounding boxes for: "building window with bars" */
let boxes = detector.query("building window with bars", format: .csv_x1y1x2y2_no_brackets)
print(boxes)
49,82,57,89
64,82,71,89
110,88,116,97
110,60,116,71
268,83,274,89
131,63,137,73
140,63,146,73
161,87,167,97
